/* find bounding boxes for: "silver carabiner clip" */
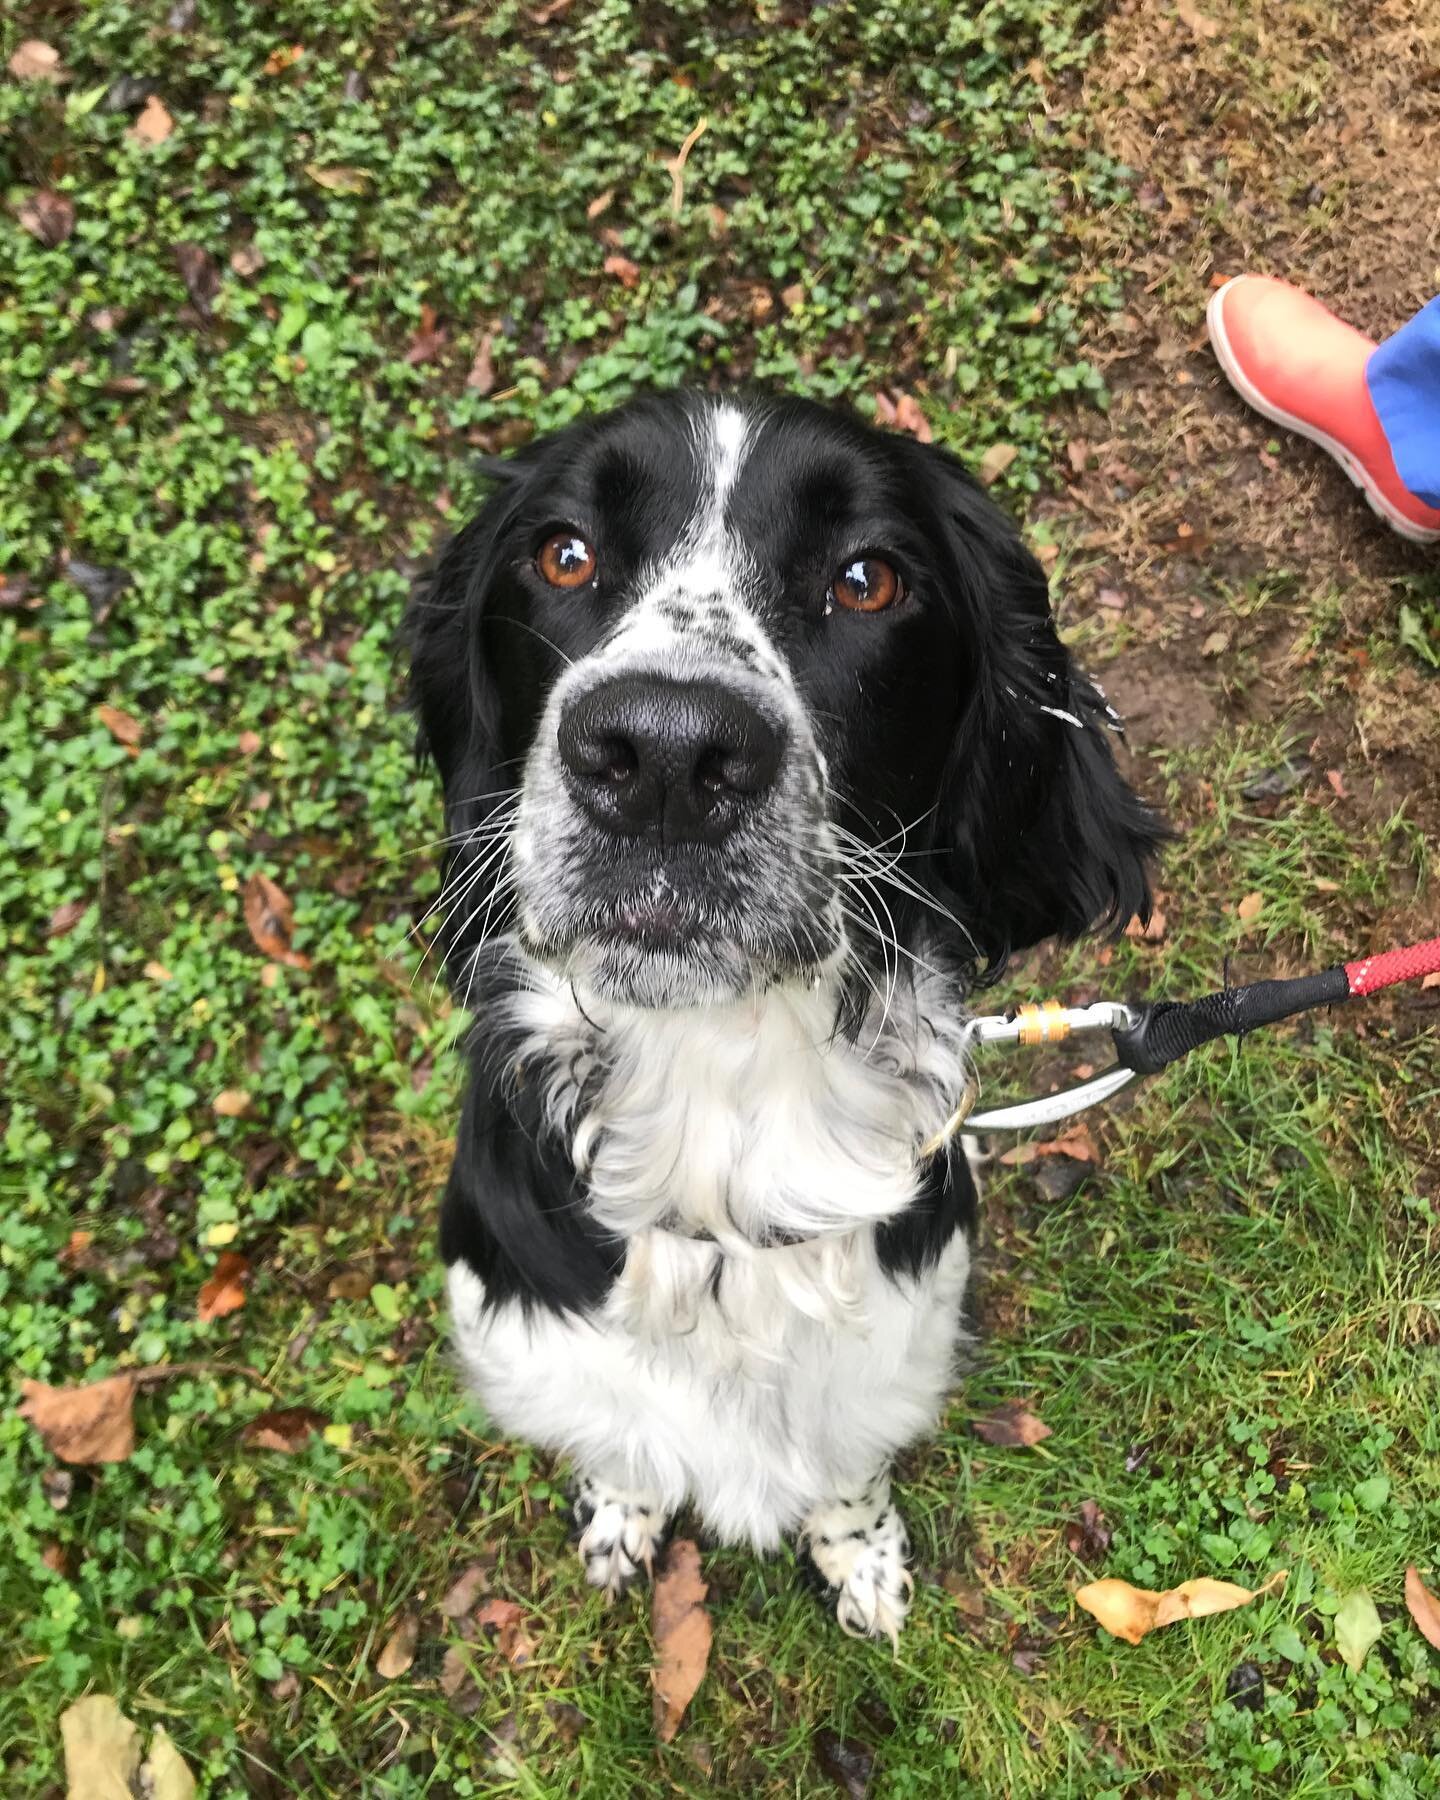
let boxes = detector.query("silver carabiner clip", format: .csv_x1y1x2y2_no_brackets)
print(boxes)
960,1000,1141,1133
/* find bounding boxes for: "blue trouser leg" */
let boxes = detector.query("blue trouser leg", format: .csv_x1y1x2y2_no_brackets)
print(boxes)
1365,296,1440,509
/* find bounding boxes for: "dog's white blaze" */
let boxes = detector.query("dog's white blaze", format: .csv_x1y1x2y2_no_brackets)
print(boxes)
700,400,750,516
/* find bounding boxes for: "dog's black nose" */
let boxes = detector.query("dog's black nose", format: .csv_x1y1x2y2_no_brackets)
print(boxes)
558,674,786,844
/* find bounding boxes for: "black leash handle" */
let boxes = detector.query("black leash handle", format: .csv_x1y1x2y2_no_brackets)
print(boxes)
1111,966,1351,1076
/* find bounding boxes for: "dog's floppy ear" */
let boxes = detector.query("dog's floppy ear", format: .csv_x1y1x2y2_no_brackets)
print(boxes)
407,456,531,801
918,448,1167,970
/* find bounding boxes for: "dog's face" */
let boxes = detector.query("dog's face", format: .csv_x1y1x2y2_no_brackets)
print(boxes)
412,393,1161,1010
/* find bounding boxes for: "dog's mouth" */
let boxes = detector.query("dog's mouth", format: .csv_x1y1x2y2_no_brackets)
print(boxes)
596,894,701,951
516,862,836,1007
528,877,737,964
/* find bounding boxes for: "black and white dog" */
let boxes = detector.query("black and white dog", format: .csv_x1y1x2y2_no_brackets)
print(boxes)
410,392,1162,1644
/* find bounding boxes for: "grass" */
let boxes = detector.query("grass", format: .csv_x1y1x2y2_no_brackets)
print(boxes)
3,1,1438,1794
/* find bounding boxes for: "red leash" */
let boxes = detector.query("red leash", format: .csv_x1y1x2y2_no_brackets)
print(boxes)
1345,937,1440,997
1112,933,1440,1075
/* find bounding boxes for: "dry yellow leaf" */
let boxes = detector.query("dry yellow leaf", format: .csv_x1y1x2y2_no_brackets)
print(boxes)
143,1727,197,1800
1237,891,1264,922
60,1695,140,1798
376,1612,419,1678
58,1697,196,1800
305,163,371,192
1076,1569,1286,1645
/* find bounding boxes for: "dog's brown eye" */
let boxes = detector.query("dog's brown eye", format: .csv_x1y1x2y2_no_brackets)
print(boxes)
537,531,597,589
830,556,903,614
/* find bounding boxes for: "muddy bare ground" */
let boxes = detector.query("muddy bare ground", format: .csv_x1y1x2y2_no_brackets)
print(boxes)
1045,0,1440,934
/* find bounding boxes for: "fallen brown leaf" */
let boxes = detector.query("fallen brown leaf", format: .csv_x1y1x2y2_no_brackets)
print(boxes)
241,1406,325,1453
212,1088,252,1118
1125,905,1167,943
1201,629,1229,657
9,40,68,81
996,1141,1040,1167
46,899,87,939
586,188,615,219
197,1251,250,1322
1035,1124,1098,1163
19,1373,137,1464
131,95,175,144
175,242,220,319
476,1596,535,1666
651,1539,711,1742
243,871,311,969
263,43,305,75
872,390,932,442
19,189,75,248
439,1644,472,1698
1076,1569,1287,1645
531,0,575,19
1237,890,1265,922
406,303,446,365
940,1570,987,1618
96,702,143,747
58,1230,94,1268
603,253,641,288
237,729,262,754
977,442,1018,484
1423,971,1440,992
972,1400,1051,1448
466,332,497,393
1405,1566,1440,1652
893,393,932,443
440,1563,491,1618
230,243,265,278
1325,768,1347,798
1065,1499,1112,1563
376,1612,420,1679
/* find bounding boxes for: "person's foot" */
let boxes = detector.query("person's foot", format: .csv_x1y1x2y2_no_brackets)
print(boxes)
1206,274,1440,544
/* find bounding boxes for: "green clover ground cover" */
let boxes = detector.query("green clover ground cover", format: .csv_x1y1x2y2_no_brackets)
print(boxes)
2,2,1438,1794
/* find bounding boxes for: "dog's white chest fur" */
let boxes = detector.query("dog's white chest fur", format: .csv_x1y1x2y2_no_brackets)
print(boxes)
447,973,973,1549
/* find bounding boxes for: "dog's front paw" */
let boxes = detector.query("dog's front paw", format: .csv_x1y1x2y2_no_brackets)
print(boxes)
572,1476,670,1601
799,1476,914,1650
